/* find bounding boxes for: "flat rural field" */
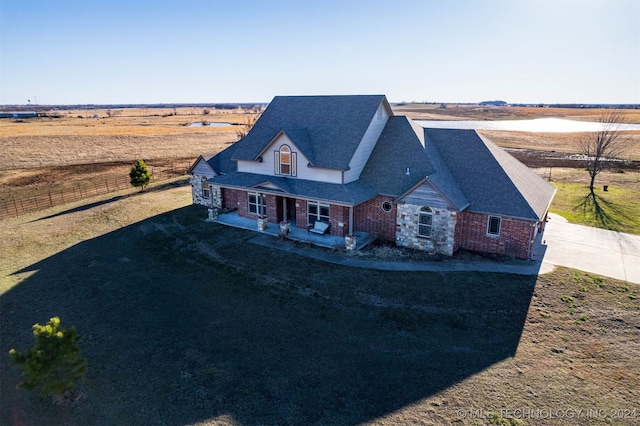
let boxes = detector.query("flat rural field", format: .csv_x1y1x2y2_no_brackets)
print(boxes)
2,103,639,231
0,107,249,190
1,185,638,425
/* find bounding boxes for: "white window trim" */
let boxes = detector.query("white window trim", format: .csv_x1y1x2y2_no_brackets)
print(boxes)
487,216,501,237
418,207,433,238
308,200,330,225
381,201,392,213
202,186,211,199
274,145,297,177
248,192,267,216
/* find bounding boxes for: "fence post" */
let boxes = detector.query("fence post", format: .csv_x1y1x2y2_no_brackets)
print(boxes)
12,195,18,217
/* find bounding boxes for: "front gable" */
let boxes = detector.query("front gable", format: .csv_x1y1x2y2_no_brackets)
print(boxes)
398,178,458,211
188,155,217,178
237,130,343,184
252,180,289,192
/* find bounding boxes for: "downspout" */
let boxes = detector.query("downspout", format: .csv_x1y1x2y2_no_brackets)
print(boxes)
527,221,536,259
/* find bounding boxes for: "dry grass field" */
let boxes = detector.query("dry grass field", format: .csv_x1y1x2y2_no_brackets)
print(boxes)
2,104,639,186
0,107,249,171
3,103,638,231
0,186,637,425
1,105,639,424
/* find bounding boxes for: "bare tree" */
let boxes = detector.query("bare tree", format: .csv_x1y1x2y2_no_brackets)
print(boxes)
235,112,259,141
579,110,626,195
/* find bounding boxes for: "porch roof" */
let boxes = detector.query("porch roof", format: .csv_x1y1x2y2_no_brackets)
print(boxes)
208,172,378,206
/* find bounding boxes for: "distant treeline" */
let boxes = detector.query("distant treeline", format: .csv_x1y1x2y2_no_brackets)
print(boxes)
3,101,638,112
0,103,268,112
395,101,640,109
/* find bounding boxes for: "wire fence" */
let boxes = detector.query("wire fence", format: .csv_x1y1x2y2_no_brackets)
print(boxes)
0,161,191,220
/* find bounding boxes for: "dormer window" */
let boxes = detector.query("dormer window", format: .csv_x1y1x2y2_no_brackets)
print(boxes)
274,145,297,176
280,145,291,174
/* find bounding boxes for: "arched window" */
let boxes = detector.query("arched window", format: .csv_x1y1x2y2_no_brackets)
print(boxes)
418,207,433,238
274,145,297,176
279,145,291,175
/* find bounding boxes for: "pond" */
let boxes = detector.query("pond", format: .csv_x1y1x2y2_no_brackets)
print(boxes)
416,117,640,133
188,122,234,127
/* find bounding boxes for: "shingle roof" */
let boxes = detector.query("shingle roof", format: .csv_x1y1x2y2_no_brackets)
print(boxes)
198,96,554,221
231,95,388,170
210,171,377,206
359,117,469,210
206,142,239,175
360,116,436,196
425,128,556,220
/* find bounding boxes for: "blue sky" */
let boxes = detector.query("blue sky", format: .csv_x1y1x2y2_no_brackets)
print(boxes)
1,0,638,105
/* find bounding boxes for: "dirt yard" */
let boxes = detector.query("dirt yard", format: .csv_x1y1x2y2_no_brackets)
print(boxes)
0,187,637,425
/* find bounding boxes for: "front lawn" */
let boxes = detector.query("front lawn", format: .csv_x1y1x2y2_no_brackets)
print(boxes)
548,168,640,234
1,186,638,425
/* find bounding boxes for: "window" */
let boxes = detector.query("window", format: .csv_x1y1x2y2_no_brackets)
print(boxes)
487,216,501,236
308,201,329,225
381,201,392,212
280,146,290,175
202,186,211,199
248,192,266,216
418,207,433,238
274,145,297,176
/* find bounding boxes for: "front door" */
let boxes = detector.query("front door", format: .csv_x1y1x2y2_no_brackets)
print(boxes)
277,197,297,222
286,198,296,220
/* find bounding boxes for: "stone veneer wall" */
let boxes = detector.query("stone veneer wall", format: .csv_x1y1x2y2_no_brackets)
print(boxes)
395,203,457,256
190,175,210,206
209,185,223,209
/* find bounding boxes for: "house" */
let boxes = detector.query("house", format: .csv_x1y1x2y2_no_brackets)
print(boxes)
189,95,555,259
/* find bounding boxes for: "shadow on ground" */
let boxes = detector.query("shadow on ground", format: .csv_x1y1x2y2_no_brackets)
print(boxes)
32,178,189,222
575,191,632,231
1,205,536,425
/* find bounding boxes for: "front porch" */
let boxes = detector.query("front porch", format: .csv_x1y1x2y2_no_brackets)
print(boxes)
210,210,377,250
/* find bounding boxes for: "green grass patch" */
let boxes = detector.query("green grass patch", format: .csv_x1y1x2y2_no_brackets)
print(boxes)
550,181,640,233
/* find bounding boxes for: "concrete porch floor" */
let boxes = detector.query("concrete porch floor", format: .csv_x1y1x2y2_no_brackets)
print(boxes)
210,210,377,250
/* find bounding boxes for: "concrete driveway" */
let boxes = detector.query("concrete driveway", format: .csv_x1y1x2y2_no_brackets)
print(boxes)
538,213,640,284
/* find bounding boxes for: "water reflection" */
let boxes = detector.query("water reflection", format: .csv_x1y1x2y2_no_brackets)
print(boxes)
417,117,640,133
188,122,233,127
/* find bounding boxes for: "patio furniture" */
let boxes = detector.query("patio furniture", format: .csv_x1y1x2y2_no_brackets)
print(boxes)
308,221,330,236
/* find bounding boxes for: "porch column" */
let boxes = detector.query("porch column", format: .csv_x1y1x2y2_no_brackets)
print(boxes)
282,198,287,221
349,206,354,235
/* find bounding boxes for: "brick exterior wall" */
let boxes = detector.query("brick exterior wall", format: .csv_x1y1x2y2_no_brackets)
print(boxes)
266,194,279,223
352,196,396,241
329,205,349,237
295,199,308,230
222,188,241,211
459,211,535,258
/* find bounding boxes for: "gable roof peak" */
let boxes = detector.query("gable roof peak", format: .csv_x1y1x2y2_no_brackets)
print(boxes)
231,94,391,170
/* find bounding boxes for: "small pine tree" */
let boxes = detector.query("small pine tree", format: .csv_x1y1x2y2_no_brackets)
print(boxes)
9,317,88,398
129,159,153,191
